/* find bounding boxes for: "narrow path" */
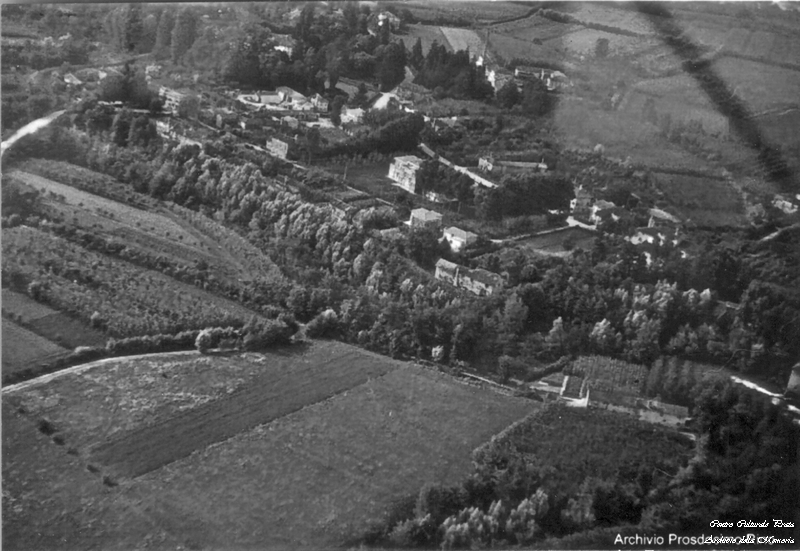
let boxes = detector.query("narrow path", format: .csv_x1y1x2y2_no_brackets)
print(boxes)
2,350,199,394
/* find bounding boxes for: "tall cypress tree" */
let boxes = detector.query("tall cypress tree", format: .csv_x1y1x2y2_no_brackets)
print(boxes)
171,9,198,64
154,8,174,58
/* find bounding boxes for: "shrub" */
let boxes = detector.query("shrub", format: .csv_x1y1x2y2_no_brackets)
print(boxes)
306,309,340,339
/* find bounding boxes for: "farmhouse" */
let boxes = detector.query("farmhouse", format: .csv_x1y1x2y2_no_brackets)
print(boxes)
388,155,424,193
159,86,187,115
514,66,568,91
310,93,329,112
277,86,307,104
267,137,290,159
486,67,516,93
443,226,478,252
434,259,503,296
409,208,442,229
341,107,365,124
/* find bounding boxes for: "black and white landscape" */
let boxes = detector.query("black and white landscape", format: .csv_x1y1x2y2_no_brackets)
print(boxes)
2,2,799,550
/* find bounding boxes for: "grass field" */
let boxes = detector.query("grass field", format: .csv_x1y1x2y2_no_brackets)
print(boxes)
712,57,800,112
654,173,743,212
398,1,532,25
568,3,655,36
3,341,534,550
439,26,484,54
1,319,69,376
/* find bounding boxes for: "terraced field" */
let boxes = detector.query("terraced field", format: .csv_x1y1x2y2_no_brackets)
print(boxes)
3,226,260,337
3,342,534,550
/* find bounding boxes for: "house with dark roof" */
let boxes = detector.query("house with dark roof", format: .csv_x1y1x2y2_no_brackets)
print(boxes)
410,208,443,229
434,259,503,296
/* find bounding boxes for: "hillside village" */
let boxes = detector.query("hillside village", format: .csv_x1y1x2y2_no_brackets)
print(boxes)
2,2,800,551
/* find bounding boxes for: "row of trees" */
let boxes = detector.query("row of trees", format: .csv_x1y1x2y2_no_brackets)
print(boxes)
104,5,198,63
412,41,494,101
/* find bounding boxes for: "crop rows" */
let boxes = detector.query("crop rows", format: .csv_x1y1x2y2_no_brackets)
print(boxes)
569,355,648,394
3,226,258,337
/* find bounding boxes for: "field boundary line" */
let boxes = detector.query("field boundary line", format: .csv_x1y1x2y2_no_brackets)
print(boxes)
2,350,198,394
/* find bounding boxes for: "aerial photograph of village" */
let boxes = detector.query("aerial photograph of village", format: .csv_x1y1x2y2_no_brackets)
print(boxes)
1,1,799,549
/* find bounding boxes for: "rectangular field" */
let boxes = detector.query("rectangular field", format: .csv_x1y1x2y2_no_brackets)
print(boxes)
1,289,106,348
439,26,484,54
1,319,69,375
3,341,534,550
1,288,59,322
712,57,800,112
134,365,534,548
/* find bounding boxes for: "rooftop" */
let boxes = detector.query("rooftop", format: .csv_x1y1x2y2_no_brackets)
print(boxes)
444,227,477,241
411,208,442,221
436,258,458,271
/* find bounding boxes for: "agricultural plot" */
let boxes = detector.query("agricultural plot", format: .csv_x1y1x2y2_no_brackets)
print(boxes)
3,226,260,337
654,174,742,212
1,319,68,376
15,161,283,285
401,0,532,25
2,401,181,551
439,27,484,55
569,356,648,394
559,27,647,57
768,35,800,69
493,14,578,43
553,101,712,171
1,289,106,348
567,3,655,36
3,342,533,550
475,405,693,496
712,57,800,112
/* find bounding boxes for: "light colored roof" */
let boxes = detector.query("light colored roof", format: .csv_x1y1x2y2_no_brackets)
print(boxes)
395,155,424,165
649,208,681,223
436,258,458,271
411,208,442,221
444,227,477,241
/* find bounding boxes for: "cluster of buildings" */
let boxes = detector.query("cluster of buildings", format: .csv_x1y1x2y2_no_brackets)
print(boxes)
484,64,569,94
237,86,327,114
530,360,690,429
